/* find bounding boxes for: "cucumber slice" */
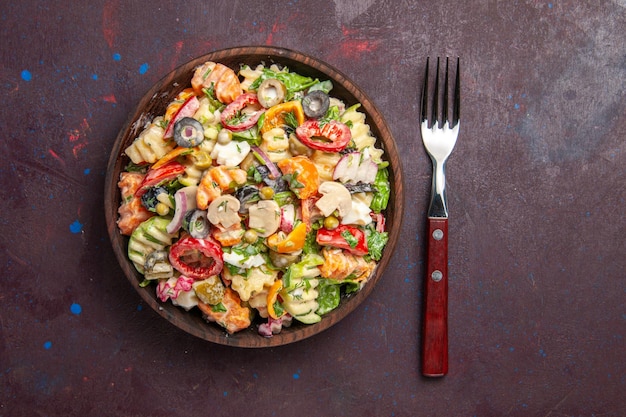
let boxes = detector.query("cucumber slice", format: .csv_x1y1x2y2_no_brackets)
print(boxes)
128,216,178,273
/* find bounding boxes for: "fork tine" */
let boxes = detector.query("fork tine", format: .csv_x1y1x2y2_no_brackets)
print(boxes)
421,57,430,125
443,57,449,128
452,57,460,128
433,57,440,128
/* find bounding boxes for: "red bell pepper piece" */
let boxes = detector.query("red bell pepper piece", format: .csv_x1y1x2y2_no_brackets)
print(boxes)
295,119,351,152
220,93,264,132
316,224,368,256
168,235,224,280
163,95,200,138
134,161,186,197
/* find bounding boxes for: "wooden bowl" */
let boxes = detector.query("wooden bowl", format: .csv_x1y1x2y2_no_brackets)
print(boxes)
104,46,404,347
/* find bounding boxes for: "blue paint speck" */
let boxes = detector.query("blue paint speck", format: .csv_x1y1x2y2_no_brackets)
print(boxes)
293,371,300,379
43,341,52,350
548,3,553,9
21,70,32,81
137,304,143,311
83,168,91,175
223,391,228,397
139,63,149,74
70,303,82,315
539,349,547,357
514,103,520,110
113,53,122,61
92,74,98,80
70,220,83,233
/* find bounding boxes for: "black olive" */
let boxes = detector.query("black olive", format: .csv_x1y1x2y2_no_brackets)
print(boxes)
183,209,210,239
140,186,169,211
173,117,204,147
344,182,378,194
234,185,260,212
255,165,289,192
302,90,330,118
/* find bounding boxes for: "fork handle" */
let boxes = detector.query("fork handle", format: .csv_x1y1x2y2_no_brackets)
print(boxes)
422,217,449,377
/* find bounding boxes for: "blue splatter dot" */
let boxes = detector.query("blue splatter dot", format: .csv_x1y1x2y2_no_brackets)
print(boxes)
223,391,228,397
139,63,149,74
137,304,143,311
70,303,82,315
293,371,300,379
514,103,520,109
548,3,553,9
21,70,32,81
83,168,91,175
113,52,122,61
43,341,52,350
70,220,83,233
92,74,98,80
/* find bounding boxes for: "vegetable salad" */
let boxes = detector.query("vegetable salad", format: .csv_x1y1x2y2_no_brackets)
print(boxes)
117,61,390,337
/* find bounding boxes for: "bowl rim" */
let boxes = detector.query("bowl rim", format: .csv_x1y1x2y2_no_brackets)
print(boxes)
104,45,404,348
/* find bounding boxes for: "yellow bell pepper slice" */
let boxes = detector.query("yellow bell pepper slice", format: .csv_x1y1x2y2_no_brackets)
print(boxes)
260,101,305,134
266,279,284,320
150,146,197,170
266,222,307,253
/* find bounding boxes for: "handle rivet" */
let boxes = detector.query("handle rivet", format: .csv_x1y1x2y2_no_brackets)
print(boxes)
432,229,444,240
431,270,443,282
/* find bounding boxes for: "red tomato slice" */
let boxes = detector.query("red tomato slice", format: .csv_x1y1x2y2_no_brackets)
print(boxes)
168,235,224,280
220,93,264,132
134,161,186,197
295,119,351,152
316,225,368,256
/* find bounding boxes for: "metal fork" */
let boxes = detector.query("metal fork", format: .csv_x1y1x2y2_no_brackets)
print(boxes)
420,57,460,377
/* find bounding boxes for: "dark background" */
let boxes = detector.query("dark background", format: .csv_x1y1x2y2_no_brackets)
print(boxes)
1,1,624,416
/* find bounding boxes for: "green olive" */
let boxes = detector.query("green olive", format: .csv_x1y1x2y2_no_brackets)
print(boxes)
193,276,225,305
324,215,340,230
257,78,287,108
259,186,275,200
269,250,300,268
243,229,258,244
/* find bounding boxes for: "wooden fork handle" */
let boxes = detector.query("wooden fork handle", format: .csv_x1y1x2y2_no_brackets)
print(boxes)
422,217,449,377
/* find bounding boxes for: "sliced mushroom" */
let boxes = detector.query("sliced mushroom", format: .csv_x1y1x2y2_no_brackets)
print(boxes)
248,199,281,237
207,195,241,228
315,181,352,217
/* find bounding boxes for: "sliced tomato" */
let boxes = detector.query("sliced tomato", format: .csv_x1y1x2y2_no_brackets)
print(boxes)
220,93,264,132
135,161,186,197
295,119,351,152
168,235,224,280
316,224,368,256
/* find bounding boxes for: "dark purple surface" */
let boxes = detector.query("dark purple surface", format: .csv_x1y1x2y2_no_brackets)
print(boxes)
1,1,624,416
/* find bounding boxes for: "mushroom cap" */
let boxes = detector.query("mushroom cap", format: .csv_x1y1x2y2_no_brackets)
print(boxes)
316,181,352,217
248,199,281,237
207,195,241,228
